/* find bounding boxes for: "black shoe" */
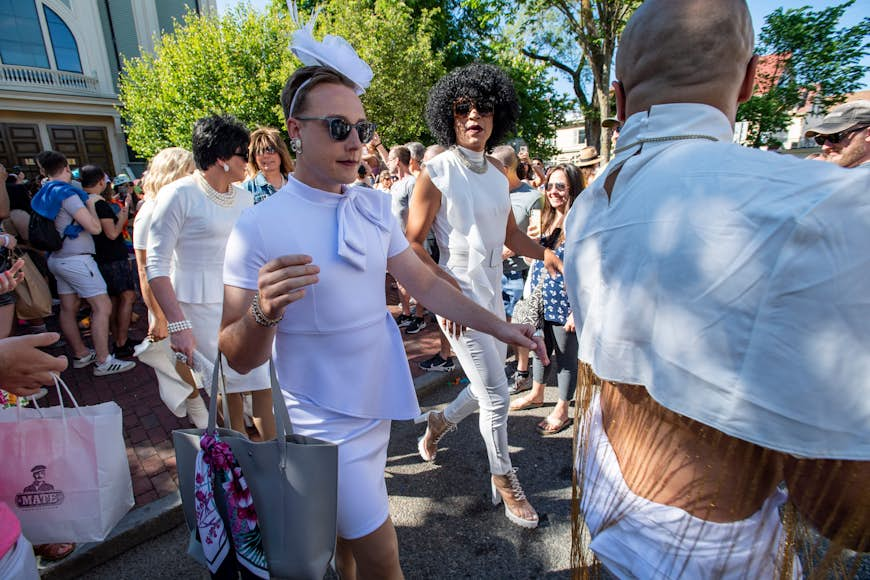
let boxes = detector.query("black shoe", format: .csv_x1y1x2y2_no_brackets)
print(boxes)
113,339,136,358
395,314,414,328
419,354,455,372
405,317,428,335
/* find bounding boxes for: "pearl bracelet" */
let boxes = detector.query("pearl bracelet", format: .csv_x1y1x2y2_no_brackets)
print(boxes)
250,292,283,327
167,319,193,334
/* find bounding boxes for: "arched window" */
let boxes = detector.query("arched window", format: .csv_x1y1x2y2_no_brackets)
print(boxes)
43,5,82,74
0,0,50,68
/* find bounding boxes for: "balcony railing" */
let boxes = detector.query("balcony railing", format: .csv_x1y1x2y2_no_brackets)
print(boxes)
0,64,99,95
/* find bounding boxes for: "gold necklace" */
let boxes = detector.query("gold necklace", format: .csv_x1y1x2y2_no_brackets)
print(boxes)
451,146,488,174
195,171,236,207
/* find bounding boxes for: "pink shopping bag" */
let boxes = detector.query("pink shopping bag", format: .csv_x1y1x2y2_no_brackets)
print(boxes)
0,375,134,543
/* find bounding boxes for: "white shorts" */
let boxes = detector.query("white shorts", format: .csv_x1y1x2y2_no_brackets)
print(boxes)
48,254,107,298
577,393,800,579
283,391,391,540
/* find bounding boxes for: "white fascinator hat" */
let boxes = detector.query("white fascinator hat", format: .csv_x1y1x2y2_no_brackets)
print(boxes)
287,1,373,96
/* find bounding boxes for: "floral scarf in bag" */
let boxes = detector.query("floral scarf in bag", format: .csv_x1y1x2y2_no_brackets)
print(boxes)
195,433,268,578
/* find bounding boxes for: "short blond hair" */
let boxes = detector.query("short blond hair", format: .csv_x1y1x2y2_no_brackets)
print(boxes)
142,147,194,199
247,126,294,177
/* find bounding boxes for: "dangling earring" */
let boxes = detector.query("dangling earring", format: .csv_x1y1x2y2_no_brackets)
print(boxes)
290,138,302,155
222,163,229,172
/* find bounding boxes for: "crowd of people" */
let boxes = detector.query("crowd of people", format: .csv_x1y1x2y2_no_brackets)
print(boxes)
1,0,868,577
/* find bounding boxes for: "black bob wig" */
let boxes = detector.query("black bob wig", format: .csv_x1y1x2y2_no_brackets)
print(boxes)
425,63,520,150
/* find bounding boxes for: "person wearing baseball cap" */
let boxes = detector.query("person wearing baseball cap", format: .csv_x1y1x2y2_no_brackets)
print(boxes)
804,100,870,168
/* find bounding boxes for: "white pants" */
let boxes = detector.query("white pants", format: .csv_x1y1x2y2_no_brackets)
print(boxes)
577,394,801,579
0,534,39,580
440,321,512,475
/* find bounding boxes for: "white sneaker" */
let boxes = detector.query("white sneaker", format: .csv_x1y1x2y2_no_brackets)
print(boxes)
73,349,97,369
93,355,136,376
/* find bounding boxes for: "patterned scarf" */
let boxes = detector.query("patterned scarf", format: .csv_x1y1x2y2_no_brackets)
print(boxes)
195,433,268,578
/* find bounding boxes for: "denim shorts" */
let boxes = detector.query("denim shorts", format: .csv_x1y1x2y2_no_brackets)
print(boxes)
501,270,526,318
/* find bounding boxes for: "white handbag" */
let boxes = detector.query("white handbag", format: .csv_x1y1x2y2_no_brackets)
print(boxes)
0,375,134,543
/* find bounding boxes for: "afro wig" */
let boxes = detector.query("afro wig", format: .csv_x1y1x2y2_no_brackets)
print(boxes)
425,63,520,150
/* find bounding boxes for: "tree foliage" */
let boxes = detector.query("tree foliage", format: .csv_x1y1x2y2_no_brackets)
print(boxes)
512,0,641,158
737,0,870,148
119,8,292,158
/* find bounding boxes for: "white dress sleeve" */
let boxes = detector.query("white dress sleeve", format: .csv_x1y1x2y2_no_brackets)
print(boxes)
223,208,267,291
146,185,187,280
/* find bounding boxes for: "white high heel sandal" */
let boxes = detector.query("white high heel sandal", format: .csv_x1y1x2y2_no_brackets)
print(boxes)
414,410,455,462
491,468,539,529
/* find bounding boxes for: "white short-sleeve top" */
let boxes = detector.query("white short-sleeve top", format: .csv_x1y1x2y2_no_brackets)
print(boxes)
425,148,511,311
223,175,418,420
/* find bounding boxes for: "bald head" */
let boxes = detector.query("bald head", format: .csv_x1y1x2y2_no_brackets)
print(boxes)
616,0,754,120
491,145,518,171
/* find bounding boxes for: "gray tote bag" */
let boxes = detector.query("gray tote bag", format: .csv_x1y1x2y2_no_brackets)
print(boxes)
173,356,338,580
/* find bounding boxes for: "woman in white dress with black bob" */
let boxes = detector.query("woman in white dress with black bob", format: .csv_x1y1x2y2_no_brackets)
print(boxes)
146,115,275,439
405,64,563,529
218,15,548,579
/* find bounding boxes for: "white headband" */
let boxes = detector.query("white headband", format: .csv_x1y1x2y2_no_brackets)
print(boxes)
287,0,372,116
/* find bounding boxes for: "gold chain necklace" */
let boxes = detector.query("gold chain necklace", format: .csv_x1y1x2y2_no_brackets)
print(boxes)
195,171,236,208
451,146,488,174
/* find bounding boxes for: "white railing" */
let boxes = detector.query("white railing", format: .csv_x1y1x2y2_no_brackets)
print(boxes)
0,64,99,95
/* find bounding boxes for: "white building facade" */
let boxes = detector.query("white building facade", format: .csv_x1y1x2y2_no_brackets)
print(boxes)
0,0,215,179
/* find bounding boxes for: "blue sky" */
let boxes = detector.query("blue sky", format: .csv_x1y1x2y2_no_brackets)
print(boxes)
216,0,869,93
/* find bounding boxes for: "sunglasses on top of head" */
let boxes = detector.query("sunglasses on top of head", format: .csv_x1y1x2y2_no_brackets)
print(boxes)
814,124,869,146
453,99,495,118
294,116,377,143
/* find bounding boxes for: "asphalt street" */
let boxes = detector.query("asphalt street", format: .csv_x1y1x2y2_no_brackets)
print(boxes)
83,377,577,579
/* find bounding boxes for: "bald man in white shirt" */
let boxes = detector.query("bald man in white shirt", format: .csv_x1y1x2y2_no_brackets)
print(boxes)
564,0,870,577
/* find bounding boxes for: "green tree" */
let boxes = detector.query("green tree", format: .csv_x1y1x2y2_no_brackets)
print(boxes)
737,0,870,148
119,7,292,158
514,0,641,159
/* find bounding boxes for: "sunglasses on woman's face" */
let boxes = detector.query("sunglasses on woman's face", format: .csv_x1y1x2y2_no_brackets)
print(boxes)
258,146,278,155
453,99,495,118
294,116,377,143
546,181,568,192
233,149,249,162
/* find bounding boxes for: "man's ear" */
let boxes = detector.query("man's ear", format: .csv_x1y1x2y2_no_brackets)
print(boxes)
737,55,759,104
613,80,627,123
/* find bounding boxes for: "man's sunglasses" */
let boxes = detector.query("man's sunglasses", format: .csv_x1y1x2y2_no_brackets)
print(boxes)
294,116,377,143
453,99,495,118
814,125,869,146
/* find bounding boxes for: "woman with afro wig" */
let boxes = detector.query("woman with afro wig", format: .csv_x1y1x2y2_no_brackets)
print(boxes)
405,63,562,529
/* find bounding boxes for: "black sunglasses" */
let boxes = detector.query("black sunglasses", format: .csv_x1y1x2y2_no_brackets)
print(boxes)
233,150,249,162
814,125,868,146
257,146,278,155
453,99,495,118
294,116,376,143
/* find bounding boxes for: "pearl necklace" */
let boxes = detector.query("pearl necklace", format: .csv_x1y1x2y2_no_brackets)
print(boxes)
195,171,236,208
451,146,488,174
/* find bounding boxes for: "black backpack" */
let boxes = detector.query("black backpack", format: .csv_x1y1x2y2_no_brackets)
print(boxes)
28,211,65,252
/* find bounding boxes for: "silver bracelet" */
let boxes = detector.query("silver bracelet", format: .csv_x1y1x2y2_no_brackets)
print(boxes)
167,319,193,334
250,292,283,327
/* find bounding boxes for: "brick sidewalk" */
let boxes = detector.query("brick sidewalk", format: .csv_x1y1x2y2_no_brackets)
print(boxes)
35,274,450,508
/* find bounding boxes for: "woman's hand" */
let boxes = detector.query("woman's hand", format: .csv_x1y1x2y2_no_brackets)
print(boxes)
495,323,549,366
169,327,196,364
0,333,68,392
543,248,563,277
526,223,540,239
564,312,576,333
0,259,24,293
257,254,320,321
148,316,168,341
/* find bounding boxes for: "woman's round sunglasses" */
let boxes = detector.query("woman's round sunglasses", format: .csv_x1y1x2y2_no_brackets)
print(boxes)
294,116,377,143
453,99,495,118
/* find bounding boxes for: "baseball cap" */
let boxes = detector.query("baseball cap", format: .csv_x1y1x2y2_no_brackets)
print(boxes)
113,173,133,186
804,100,870,138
